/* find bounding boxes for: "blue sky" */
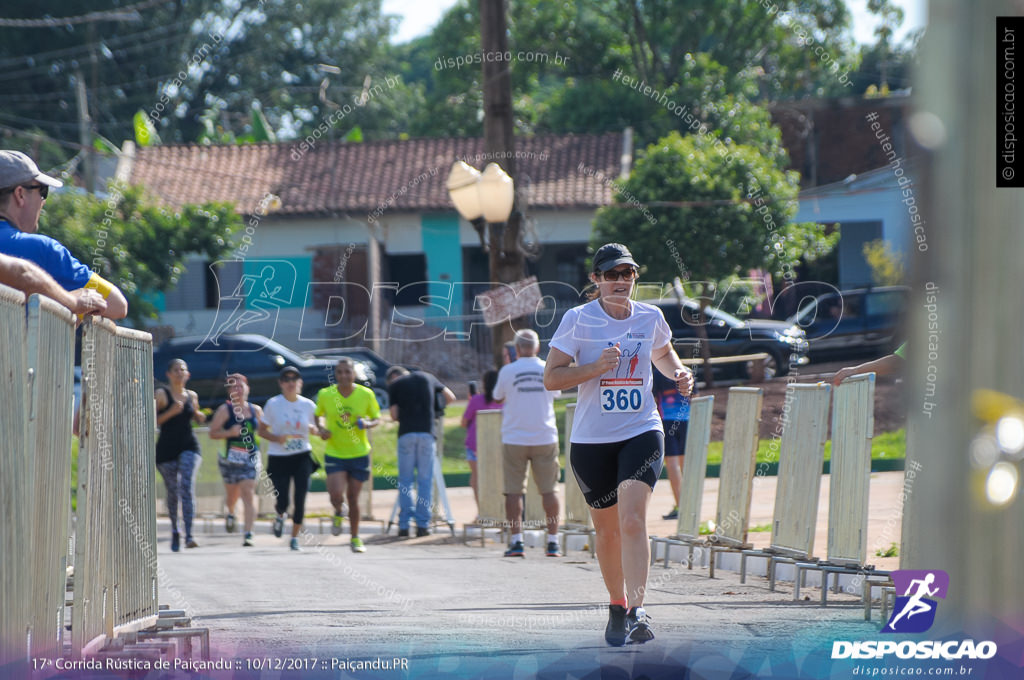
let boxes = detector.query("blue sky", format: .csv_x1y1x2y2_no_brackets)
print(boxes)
381,0,927,46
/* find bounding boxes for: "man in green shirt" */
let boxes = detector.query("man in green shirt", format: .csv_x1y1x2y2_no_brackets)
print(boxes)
316,358,381,552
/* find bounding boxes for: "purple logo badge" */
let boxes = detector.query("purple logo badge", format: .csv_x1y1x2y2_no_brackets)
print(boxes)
883,570,949,634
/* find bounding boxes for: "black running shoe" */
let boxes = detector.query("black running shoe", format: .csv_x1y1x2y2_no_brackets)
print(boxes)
545,541,562,557
605,605,627,647
273,513,285,538
416,527,430,537
503,540,525,557
626,607,654,644
171,532,180,553
397,528,410,538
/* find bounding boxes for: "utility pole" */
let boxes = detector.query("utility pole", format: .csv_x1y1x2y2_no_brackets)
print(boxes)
73,70,95,193
479,0,525,367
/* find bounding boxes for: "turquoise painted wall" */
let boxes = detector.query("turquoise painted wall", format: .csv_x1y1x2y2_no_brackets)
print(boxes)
420,214,463,333
242,256,311,309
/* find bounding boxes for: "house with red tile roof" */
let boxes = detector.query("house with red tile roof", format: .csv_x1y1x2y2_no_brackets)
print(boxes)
119,132,628,351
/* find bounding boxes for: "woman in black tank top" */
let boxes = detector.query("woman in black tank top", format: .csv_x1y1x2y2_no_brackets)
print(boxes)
155,359,206,552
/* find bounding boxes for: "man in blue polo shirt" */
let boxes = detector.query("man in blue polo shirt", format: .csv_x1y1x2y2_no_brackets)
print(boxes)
0,150,127,319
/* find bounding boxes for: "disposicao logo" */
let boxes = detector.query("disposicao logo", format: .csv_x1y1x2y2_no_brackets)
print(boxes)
884,569,949,634
831,570,998,661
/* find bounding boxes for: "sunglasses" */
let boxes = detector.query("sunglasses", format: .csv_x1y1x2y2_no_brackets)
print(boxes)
600,268,638,282
22,184,48,199
280,375,300,383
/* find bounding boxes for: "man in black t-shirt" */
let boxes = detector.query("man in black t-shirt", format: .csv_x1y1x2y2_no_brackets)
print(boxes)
387,367,455,536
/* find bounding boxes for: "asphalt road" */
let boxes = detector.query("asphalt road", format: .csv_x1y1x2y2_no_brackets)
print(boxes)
156,518,883,679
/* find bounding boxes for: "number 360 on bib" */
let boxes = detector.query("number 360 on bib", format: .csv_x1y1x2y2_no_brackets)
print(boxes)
599,378,643,413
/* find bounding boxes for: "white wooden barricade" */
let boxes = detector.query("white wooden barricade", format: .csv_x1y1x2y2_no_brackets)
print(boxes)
0,287,74,666
826,374,875,566
676,396,715,541
793,374,890,606
649,396,714,568
74,318,159,655
0,284,29,670
740,382,831,590
26,296,76,659
474,410,505,527
706,387,763,576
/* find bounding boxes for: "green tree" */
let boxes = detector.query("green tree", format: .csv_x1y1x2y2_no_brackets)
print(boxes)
403,0,868,146
41,183,242,326
593,131,838,383
862,238,905,286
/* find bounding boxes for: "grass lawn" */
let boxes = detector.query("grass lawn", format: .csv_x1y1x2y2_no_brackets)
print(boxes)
70,399,906,495
314,399,905,480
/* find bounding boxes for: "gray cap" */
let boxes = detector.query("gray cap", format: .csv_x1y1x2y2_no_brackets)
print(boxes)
0,150,63,191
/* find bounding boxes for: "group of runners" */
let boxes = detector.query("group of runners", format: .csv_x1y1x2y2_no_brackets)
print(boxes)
154,357,381,553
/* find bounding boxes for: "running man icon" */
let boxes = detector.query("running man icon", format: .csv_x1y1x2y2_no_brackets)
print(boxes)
200,260,296,350
884,569,949,634
887,573,938,630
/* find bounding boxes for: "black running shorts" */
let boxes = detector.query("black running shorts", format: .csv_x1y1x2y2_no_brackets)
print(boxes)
569,430,664,509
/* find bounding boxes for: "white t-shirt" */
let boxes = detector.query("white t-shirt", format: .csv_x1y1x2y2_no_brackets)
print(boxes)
550,299,672,444
492,356,561,446
262,394,317,456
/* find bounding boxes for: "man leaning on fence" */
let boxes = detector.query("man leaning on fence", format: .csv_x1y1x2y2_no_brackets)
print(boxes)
0,251,106,317
0,150,127,319
386,366,455,537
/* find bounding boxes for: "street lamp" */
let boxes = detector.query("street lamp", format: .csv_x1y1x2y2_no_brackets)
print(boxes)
446,161,515,251
447,160,520,367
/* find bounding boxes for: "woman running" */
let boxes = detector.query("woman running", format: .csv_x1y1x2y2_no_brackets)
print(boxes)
259,366,322,551
544,243,693,646
155,359,206,552
209,373,265,547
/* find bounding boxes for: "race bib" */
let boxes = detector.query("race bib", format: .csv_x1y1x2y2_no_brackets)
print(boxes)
284,436,306,452
226,445,252,465
600,378,644,414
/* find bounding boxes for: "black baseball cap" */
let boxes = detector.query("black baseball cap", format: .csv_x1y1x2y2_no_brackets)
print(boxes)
592,243,638,272
279,366,302,379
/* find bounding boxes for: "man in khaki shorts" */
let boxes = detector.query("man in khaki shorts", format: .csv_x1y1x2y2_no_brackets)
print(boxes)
493,329,562,557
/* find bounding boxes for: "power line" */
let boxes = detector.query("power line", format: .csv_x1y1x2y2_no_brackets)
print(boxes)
0,19,191,68
0,122,89,151
0,30,196,83
0,110,84,131
0,0,174,28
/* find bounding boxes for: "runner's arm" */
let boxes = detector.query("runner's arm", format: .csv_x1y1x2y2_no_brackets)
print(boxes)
543,345,618,391
155,388,184,427
207,404,237,439
190,391,206,424
651,343,694,396
257,418,286,444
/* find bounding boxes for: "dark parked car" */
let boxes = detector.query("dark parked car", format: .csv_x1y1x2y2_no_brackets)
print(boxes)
152,334,382,409
788,286,908,361
649,298,808,379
